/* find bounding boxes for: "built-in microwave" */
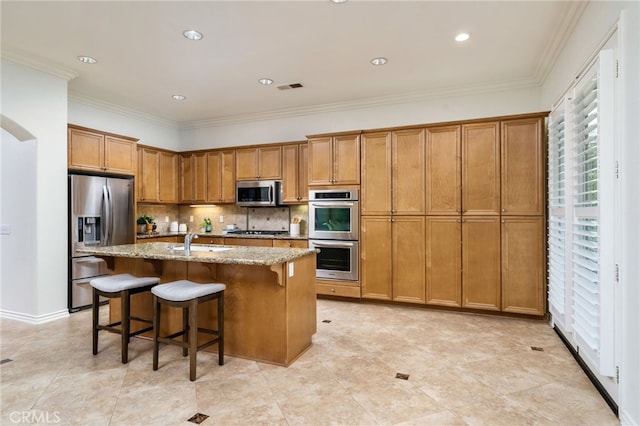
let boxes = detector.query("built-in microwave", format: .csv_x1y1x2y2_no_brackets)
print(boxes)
236,180,282,207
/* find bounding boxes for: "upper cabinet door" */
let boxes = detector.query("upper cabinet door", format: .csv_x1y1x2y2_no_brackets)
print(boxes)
104,136,136,175
139,148,159,202
235,146,281,180
282,143,308,204
257,146,282,180
361,131,392,215
68,125,136,175
308,137,334,185
180,153,206,203
235,148,259,180
308,133,360,186
158,151,178,203
426,125,461,215
68,128,105,172
461,122,500,215
392,128,425,215
501,117,545,215
333,134,360,185
206,150,236,203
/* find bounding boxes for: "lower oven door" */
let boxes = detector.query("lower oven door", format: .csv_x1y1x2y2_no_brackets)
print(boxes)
309,240,359,281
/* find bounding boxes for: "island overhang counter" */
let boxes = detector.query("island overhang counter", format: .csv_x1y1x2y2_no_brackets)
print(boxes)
78,242,318,366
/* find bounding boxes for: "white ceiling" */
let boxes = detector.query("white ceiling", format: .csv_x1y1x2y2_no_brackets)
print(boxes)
1,1,584,127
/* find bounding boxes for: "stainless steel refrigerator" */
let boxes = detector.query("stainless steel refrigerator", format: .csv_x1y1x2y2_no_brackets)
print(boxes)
68,173,134,311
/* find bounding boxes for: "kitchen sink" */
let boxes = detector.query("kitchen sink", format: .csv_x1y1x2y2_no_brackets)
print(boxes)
171,245,232,253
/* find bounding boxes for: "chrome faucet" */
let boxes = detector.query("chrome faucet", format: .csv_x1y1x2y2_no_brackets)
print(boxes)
184,231,199,255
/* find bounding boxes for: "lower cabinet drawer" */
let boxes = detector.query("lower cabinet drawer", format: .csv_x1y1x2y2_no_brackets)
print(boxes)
316,282,361,298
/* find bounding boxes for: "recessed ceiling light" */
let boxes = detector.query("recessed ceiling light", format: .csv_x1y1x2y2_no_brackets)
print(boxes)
77,56,97,64
455,33,470,42
172,95,186,101
331,0,348,3
183,30,203,41
370,57,387,66
258,78,274,85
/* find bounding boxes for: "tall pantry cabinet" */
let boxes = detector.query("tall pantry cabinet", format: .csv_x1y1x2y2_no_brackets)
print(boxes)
360,113,547,317
360,129,426,303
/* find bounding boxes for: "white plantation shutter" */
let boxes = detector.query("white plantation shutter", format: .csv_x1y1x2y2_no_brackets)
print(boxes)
548,104,568,329
568,49,615,377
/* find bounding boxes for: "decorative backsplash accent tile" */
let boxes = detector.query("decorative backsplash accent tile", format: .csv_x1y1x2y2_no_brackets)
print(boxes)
137,203,309,235
247,207,289,231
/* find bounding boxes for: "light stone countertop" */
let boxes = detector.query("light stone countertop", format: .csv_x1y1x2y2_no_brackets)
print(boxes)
77,242,316,266
136,231,308,240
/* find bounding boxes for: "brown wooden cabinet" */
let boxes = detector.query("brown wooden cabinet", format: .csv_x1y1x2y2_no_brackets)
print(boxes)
137,236,180,243
281,143,308,204
360,216,392,300
223,238,272,247
426,125,461,215
308,133,360,186
501,216,545,315
68,125,137,175
137,146,178,203
206,149,235,203
392,216,426,304
316,279,361,298
426,217,462,307
501,117,545,216
137,146,158,202
361,129,425,215
235,146,282,180
361,216,425,304
361,131,391,215
158,151,178,203
273,239,308,248
197,237,225,245
462,122,500,215
180,152,207,203
462,216,501,311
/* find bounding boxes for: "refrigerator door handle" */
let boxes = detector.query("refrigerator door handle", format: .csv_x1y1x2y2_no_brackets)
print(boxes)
107,184,114,246
102,185,111,246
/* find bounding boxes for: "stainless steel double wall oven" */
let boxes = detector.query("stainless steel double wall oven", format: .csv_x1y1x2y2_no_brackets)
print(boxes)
308,189,359,282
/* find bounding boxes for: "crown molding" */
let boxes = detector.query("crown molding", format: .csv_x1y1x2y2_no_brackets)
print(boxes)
182,77,540,129
1,49,78,81
533,0,589,85
69,93,179,129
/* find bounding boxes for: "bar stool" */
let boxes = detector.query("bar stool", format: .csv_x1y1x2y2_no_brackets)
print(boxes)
90,273,160,364
152,280,225,381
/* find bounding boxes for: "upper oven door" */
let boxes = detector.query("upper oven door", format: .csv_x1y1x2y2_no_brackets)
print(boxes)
309,200,359,240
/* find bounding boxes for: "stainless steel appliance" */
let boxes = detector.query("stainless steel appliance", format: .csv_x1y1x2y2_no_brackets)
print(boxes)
308,189,359,282
236,180,282,207
68,173,135,311
308,189,359,240
308,239,359,281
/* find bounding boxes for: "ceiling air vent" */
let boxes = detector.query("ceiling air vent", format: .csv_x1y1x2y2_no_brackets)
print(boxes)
277,82,304,90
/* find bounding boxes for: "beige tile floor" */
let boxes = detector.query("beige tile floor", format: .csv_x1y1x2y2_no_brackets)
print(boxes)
1,299,619,425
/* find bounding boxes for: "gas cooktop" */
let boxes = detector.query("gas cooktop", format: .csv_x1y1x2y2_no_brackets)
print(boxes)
225,230,289,236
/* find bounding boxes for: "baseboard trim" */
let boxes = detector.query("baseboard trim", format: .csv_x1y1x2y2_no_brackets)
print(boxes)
0,309,69,324
553,325,619,417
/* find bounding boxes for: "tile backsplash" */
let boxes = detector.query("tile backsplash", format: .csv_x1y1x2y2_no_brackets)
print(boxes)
137,203,309,235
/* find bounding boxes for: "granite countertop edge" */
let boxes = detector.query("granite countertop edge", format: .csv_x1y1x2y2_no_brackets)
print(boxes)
78,242,316,266
136,231,308,241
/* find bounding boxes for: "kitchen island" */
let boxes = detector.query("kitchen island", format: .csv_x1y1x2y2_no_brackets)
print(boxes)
78,242,317,366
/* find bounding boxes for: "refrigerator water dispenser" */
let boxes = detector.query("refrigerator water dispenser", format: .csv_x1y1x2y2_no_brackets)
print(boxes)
78,216,101,244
